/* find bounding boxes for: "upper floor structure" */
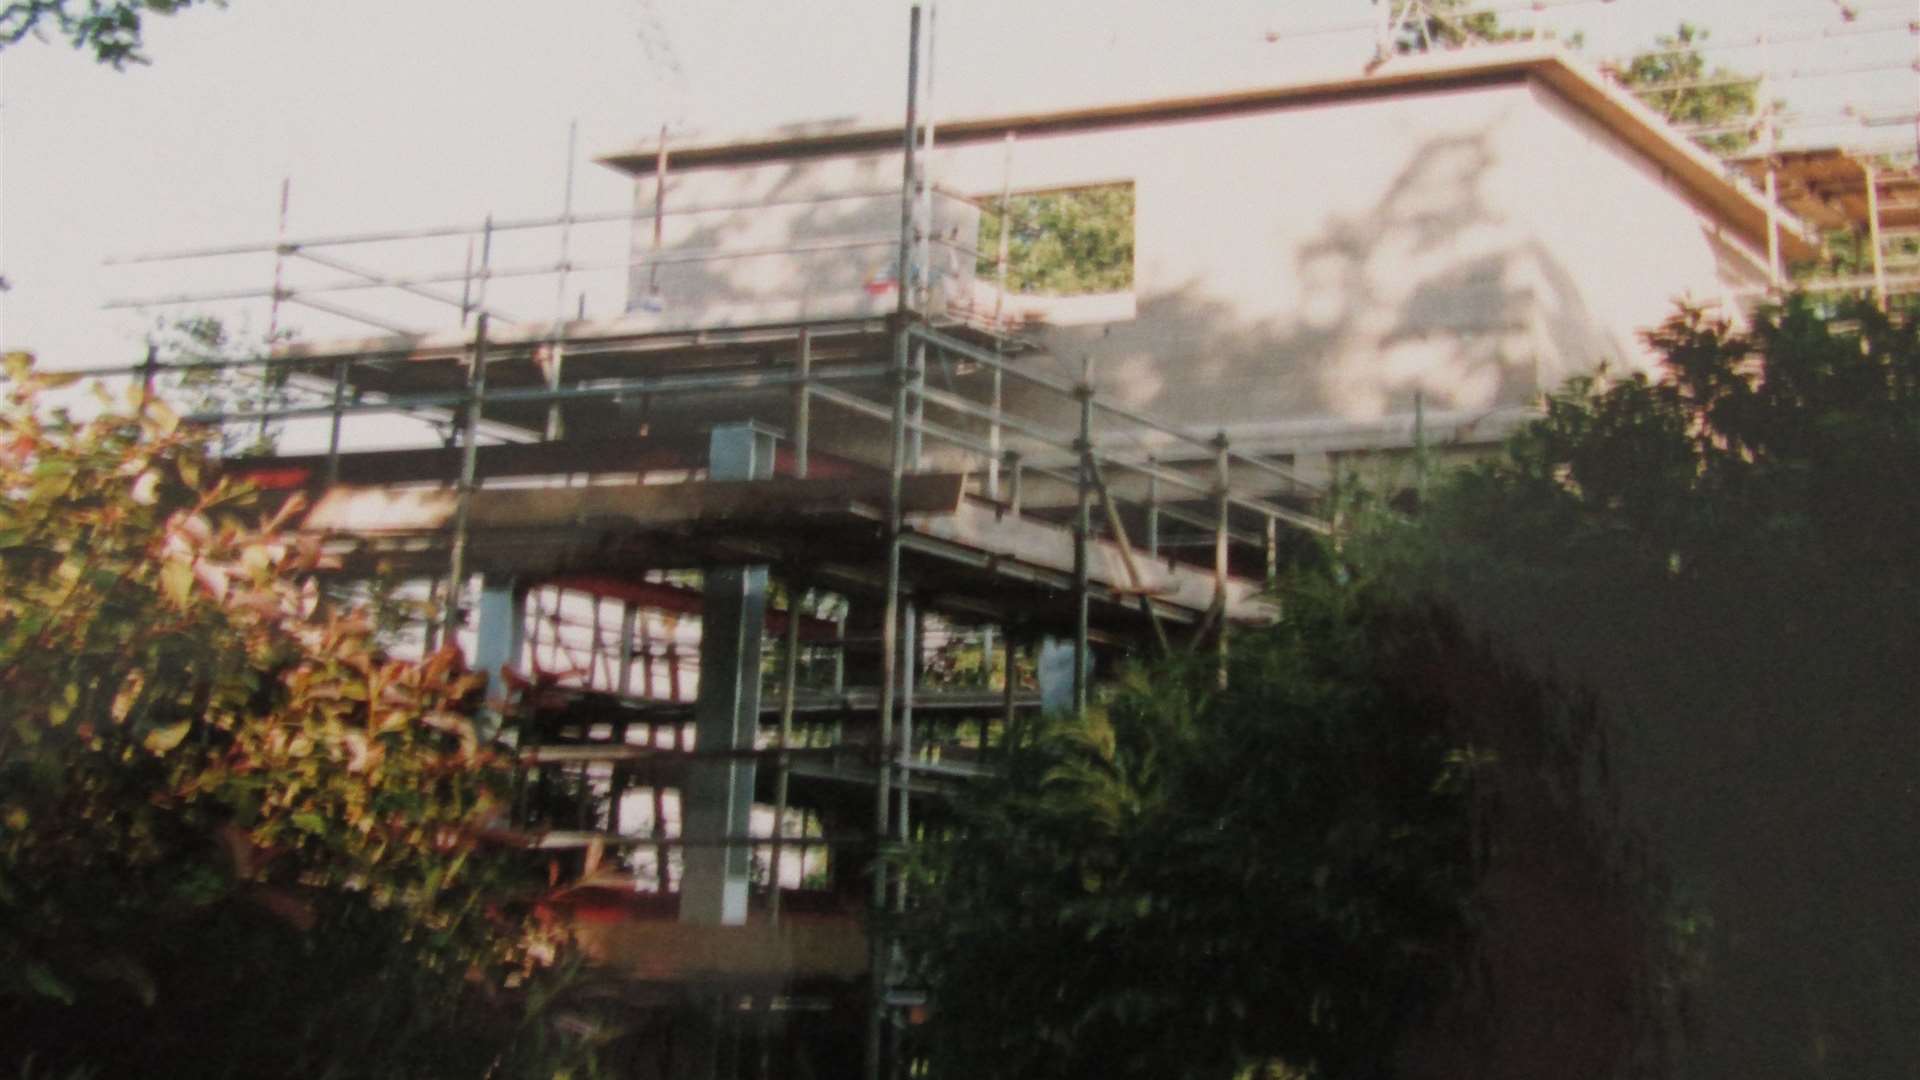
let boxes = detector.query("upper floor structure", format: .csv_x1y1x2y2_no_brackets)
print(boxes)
600,43,1811,479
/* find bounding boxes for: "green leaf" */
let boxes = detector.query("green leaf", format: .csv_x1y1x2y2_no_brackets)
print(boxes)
25,963,76,1005
160,559,194,608
143,719,192,754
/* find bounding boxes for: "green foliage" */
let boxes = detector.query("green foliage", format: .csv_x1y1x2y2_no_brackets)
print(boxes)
1394,0,1537,52
0,0,218,68
912,582,1521,1079
1611,23,1760,156
0,355,601,1077
1350,296,1920,1076
976,184,1134,296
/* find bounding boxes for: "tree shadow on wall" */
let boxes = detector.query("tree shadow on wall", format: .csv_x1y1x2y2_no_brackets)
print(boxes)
1028,130,1622,452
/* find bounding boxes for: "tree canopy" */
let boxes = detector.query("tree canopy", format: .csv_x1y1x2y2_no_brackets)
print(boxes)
0,356,600,1077
915,294,1919,1079
0,0,216,68
976,184,1135,296
911,576,1668,1079
1352,296,1920,1077
1609,23,1761,155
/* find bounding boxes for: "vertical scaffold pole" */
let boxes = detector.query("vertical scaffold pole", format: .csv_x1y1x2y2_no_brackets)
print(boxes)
1212,432,1231,688
895,605,918,912
138,343,158,412
1072,367,1094,718
618,601,638,696
1145,457,1160,558
325,358,348,487
443,310,490,645
266,178,290,347
261,177,291,447
1759,30,1783,290
1001,629,1018,755
869,9,920,1079
1864,159,1889,311
771,581,802,926
545,121,577,443
987,130,1014,501
443,217,495,644
793,328,812,478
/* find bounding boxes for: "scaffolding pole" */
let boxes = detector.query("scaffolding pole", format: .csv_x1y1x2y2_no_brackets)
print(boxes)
1072,369,1094,717
1864,158,1890,309
769,580,802,926
443,311,491,644
868,9,920,1080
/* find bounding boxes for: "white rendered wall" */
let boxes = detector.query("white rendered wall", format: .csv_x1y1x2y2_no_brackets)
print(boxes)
622,76,1771,458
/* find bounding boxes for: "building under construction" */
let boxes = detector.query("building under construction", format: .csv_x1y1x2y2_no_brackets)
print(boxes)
92,8,1917,1076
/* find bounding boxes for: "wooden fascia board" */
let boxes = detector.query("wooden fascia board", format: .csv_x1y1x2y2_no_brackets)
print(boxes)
1527,62,1821,263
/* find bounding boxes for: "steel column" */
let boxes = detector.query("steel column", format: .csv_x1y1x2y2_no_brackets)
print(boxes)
681,422,776,927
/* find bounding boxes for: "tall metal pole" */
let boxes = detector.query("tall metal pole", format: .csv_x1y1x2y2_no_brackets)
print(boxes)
1145,458,1160,559
443,311,490,644
442,217,494,645
324,358,348,487
261,177,291,447
771,581,802,926
267,177,290,346
1072,369,1093,717
894,605,917,911
546,121,578,442
1863,159,1889,310
988,131,1013,501
868,10,920,1080
1212,432,1232,688
1759,29,1784,290
792,328,812,478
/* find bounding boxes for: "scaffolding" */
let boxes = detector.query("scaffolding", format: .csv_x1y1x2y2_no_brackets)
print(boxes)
80,9,1336,1075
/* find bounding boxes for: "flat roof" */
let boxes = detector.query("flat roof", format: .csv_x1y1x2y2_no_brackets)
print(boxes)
598,43,1818,261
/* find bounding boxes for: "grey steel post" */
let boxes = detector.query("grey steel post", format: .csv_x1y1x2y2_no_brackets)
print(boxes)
138,343,158,410
546,121,577,443
909,339,926,469
894,603,918,913
1213,432,1231,687
1005,451,1023,516
1072,379,1094,717
1145,457,1160,558
1265,514,1279,587
683,422,776,927
833,608,848,695
266,177,290,347
770,581,803,926
1413,387,1428,502
792,328,813,478
617,601,638,695
986,363,1004,500
870,9,921,1077
1001,628,1018,755
324,358,348,487
442,311,491,645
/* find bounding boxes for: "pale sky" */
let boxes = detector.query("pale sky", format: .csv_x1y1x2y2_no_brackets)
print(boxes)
1,0,1912,369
